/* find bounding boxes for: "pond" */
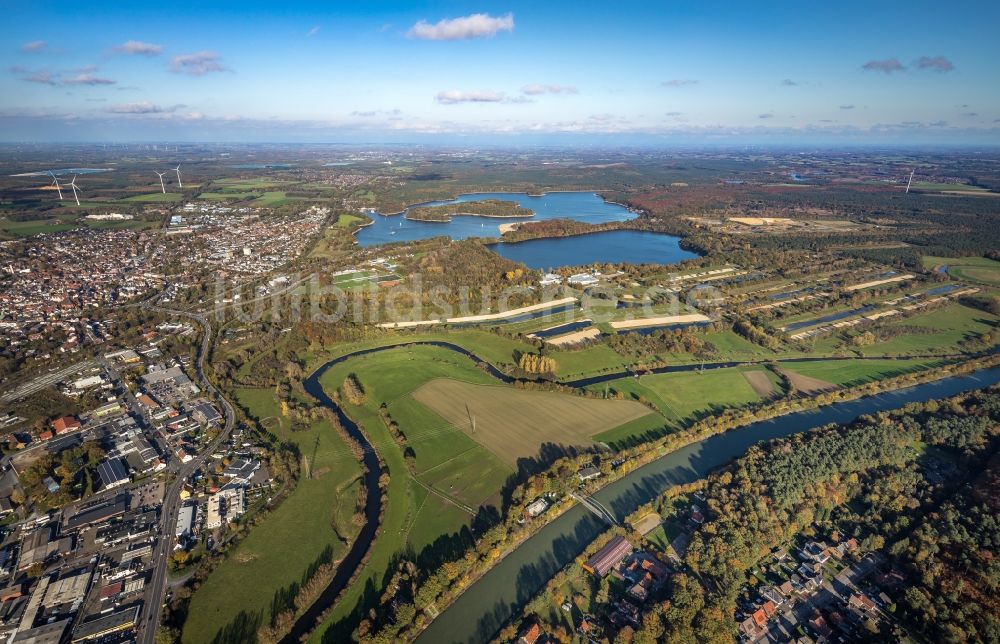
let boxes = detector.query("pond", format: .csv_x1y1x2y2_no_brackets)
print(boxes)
490,229,698,270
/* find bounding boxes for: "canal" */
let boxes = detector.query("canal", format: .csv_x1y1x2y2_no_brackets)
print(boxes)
416,366,1000,644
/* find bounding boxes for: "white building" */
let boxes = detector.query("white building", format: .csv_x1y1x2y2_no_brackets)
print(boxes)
205,487,245,529
175,504,196,537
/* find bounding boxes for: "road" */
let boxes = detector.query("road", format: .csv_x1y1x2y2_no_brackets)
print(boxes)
136,303,236,644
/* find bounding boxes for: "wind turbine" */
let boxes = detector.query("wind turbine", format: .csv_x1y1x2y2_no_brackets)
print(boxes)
905,169,915,194
173,164,183,188
48,172,63,200
66,175,81,206
155,171,167,194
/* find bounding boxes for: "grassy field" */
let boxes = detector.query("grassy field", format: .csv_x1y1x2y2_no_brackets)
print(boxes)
213,178,295,189
182,388,363,644
412,378,655,466
307,345,518,641
703,329,773,357
781,358,943,387
910,182,991,193
330,270,375,288
549,344,627,378
0,219,76,237
302,329,535,373
921,255,1000,287
864,303,998,355
252,191,291,207
635,368,763,423
336,213,363,227
586,366,764,437
196,191,258,201
122,192,184,203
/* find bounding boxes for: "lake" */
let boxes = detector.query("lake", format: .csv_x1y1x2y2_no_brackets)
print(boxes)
491,229,699,270
355,191,636,246
355,191,697,268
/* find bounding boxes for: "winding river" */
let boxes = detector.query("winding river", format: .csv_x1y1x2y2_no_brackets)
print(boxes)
283,341,999,643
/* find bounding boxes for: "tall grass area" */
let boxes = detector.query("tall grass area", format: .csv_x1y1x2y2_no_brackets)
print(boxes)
182,388,363,644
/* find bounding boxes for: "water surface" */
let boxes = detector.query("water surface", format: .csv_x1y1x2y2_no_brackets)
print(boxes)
417,366,1000,644
491,230,698,270
355,191,635,246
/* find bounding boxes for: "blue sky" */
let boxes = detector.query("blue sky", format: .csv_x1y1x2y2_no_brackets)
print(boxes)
2,1,998,144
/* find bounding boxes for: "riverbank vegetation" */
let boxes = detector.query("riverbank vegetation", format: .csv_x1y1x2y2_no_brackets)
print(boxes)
498,384,999,643
179,387,364,644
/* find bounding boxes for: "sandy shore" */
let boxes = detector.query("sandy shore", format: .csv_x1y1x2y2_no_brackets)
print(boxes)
609,313,710,330
844,274,914,291
546,328,602,346
378,297,578,328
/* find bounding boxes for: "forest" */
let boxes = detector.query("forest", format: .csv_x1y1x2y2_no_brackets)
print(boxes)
626,387,1000,642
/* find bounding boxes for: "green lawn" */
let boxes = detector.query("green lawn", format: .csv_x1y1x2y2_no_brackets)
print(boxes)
182,388,363,644
781,357,943,387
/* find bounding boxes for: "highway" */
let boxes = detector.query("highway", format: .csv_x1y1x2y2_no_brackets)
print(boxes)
136,303,236,644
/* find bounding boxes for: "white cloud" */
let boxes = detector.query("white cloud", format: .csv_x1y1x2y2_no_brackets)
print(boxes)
662,79,698,87
63,73,116,86
108,101,167,114
170,51,228,75
307,26,320,37
114,40,163,56
436,89,507,104
521,83,578,95
862,58,905,73
915,55,954,72
408,13,514,41
22,40,47,53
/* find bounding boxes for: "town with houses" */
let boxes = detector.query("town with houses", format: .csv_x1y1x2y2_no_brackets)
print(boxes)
0,198,328,644
0,329,270,643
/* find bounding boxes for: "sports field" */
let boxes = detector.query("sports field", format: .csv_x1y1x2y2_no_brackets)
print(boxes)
411,378,655,465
